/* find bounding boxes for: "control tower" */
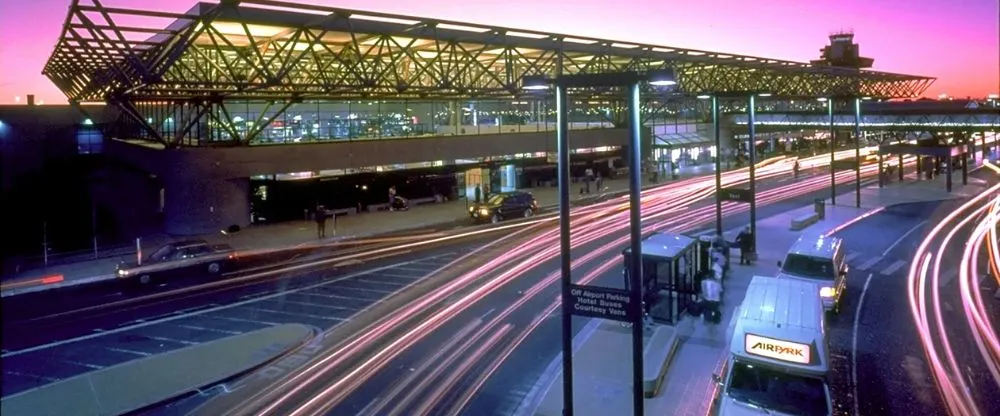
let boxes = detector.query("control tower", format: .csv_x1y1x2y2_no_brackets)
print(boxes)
810,31,874,69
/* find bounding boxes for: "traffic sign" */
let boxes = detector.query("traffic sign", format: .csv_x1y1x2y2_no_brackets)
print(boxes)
568,283,638,323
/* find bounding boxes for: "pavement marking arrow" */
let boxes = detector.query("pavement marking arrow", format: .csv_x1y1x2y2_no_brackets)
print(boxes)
880,259,907,276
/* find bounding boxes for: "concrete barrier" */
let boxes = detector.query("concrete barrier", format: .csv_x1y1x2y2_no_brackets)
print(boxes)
790,213,820,230
642,324,683,398
0,324,314,416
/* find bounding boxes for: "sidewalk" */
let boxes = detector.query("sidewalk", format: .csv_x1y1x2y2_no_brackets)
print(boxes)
523,170,987,416
3,168,713,296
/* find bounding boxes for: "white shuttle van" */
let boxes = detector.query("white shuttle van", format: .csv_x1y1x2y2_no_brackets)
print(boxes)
777,234,848,313
710,276,833,416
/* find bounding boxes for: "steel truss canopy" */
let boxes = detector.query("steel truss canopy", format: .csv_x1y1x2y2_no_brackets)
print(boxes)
44,0,935,104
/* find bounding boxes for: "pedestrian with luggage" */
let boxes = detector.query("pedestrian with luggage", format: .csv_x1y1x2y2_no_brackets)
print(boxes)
701,273,723,326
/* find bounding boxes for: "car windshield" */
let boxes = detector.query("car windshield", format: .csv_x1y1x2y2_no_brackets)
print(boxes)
726,361,829,416
485,194,506,205
147,246,174,263
781,254,835,280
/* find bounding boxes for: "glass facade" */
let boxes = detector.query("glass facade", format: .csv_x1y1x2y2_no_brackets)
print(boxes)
123,97,830,147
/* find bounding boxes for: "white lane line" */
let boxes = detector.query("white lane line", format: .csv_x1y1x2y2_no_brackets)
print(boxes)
204,314,280,327
286,290,372,305
105,346,152,357
325,285,394,296
857,257,882,271
241,307,346,322
169,323,242,336
64,360,104,370
392,266,437,273
846,252,863,263
852,271,874,416
0,255,445,359
853,219,927,416
3,370,59,382
354,277,408,287
145,335,197,346
880,260,908,276
260,298,359,312
370,271,425,279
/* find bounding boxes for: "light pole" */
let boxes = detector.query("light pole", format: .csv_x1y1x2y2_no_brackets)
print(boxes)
748,94,761,250
827,97,836,205
853,97,863,208
703,95,723,236
523,68,676,416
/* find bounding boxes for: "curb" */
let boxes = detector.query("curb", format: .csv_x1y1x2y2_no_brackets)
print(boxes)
0,323,315,416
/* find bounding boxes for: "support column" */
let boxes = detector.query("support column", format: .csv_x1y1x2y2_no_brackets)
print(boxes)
898,153,904,181
828,99,836,204
449,100,461,134
626,81,644,416
748,95,757,251
878,153,884,188
555,83,574,416
712,96,723,236
853,98,862,208
962,150,969,185
946,155,953,192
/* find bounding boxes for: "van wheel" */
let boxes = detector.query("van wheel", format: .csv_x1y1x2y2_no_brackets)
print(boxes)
491,213,501,224
207,263,221,274
139,275,152,285
523,208,534,218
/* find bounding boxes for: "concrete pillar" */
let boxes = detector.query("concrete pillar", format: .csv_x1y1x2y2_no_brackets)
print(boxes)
163,173,250,236
449,101,460,134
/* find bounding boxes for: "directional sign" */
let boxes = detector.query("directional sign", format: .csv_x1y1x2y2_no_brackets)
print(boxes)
832,160,859,171
718,187,753,203
568,284,638,323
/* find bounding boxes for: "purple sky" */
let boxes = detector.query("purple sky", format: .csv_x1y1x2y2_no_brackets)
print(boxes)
1,0,997,104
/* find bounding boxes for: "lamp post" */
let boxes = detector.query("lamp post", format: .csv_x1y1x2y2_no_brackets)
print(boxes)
853,97,863,208
826,97,836,205
699,95,724,236
523,68,676,416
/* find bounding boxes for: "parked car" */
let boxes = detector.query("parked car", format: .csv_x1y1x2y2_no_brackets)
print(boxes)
469,191,539,224
116,240,236,286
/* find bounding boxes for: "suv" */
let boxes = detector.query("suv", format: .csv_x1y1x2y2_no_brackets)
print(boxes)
469,191,539,224
776,234,848,314
116,240,235,286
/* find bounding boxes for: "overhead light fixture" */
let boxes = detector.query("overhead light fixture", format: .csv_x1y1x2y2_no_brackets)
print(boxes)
521,75,550,90
647,68,676,86
758,93,772,97
696,95,711,99
816,97,828,102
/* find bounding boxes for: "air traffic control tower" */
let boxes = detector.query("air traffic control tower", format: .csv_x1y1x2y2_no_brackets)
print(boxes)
810,32,875,69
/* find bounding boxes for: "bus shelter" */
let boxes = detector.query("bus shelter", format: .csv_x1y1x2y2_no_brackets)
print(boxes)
622,232,710,325
877,143,969,192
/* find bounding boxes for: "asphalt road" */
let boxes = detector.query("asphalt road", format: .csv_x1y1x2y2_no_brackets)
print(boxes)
0,166,882,404
321,179,876,416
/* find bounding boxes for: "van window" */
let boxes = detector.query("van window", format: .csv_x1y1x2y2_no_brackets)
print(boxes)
726,361,828,416
781,254,835,280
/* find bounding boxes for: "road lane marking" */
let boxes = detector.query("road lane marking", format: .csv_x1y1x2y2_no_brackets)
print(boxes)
857,257,882,271
846,252,863,263
938,269,960,288
853,219,926,416
880,260,908,276
0,255,446,359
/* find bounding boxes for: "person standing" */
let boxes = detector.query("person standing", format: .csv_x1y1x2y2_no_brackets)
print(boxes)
315,205,328,239
584,167,594,193
388,186,397,211
595,171,604,193
735,226,754,265
474,184,482,204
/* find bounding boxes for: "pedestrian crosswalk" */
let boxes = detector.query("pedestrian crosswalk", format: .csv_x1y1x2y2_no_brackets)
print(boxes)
845,250,976,289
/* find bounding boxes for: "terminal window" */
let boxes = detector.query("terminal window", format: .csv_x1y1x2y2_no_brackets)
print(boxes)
76,126,104,154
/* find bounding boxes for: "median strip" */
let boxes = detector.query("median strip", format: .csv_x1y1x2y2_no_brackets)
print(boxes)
0,323,314,416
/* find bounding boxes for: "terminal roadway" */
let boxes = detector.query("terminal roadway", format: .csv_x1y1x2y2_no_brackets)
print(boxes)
179,155,898,415
0,154,900,407
825,169,999,416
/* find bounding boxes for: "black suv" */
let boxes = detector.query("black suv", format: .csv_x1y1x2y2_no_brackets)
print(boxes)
469,191,539,224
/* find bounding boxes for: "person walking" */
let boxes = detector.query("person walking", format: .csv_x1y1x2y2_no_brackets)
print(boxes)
595,171,604,193
793,160,800,179
700,273,723,325
388,186,397,211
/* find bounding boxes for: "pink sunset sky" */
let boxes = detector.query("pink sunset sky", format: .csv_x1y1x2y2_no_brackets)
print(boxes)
0,0,997,104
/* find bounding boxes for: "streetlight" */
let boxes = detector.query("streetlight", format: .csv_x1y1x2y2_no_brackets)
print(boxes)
523,68,676,416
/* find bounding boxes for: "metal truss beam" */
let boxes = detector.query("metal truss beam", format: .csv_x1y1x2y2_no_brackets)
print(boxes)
45,0,935,108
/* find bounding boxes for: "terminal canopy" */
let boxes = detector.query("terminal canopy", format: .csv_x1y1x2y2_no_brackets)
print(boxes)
44,0,934,104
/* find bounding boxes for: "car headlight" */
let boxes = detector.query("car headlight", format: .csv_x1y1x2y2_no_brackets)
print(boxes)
117,269,129,277
468,206,474,213
820,286,836,298
479,208,489,216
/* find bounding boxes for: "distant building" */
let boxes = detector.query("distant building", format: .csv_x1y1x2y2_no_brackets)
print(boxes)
810,32,874,69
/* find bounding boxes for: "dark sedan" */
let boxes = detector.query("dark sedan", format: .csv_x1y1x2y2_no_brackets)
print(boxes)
115,240,235,286
469,191,539,224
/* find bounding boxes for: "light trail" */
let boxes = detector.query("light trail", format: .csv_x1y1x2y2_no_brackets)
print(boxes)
194,150,913,416
907,172,1000,416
